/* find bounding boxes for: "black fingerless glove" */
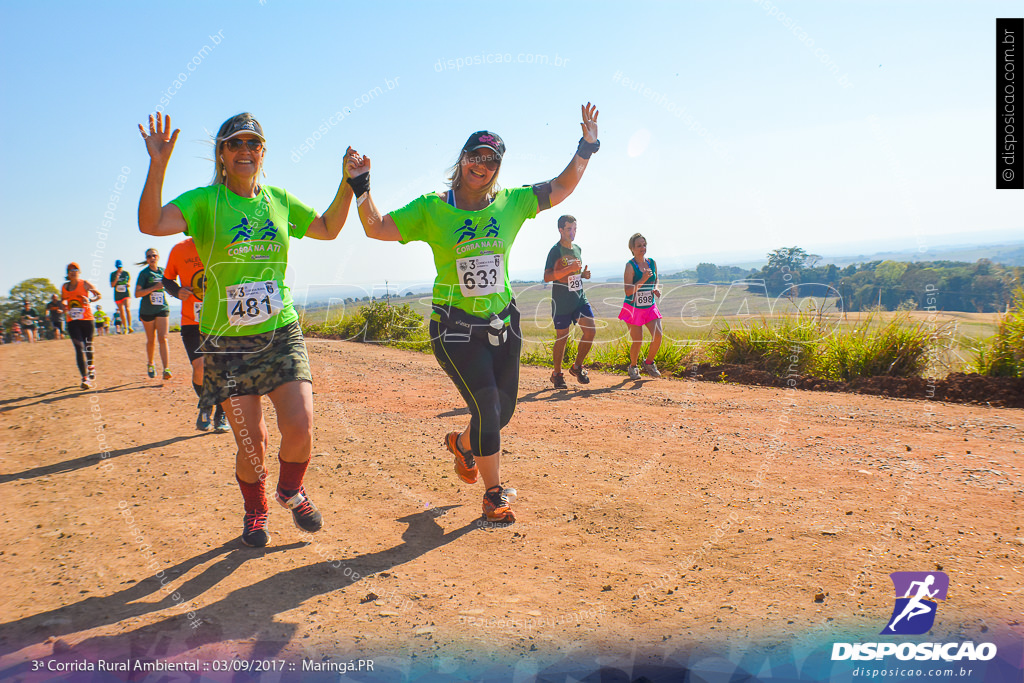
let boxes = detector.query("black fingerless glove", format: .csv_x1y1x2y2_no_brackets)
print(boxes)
347,172,370,198
576,138,600,159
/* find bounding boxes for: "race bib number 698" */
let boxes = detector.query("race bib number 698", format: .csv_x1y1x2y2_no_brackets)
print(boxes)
634,289,655,308
226,280,284,326
457,254,503,297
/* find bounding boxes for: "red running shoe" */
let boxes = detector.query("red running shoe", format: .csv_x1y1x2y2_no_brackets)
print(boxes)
483,486,516,523
446,431,478,484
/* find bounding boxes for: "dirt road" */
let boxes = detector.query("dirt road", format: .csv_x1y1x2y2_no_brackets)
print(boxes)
1,333,1021,679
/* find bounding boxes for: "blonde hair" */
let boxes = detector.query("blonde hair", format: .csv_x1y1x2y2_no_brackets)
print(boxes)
210,113,265,186
628,232,646,251
447,151,501,199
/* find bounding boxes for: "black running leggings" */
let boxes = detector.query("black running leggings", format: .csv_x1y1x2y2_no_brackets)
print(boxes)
67,320,95,376
430,317,522,457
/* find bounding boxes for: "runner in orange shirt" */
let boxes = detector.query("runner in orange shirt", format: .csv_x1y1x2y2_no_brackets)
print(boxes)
61,262,102,389
162,236,228,432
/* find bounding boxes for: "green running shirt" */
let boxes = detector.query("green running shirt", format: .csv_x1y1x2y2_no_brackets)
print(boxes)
110,270,130,301
170,185,316,336
544,242,588,317
389,187,538,320
137,266,169,316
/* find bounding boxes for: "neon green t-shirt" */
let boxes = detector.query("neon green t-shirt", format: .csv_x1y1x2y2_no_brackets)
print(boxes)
389,187,538,320
170,184,316,336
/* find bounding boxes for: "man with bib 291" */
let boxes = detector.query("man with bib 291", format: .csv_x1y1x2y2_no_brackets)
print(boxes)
345,103,601,523
543,215,596,389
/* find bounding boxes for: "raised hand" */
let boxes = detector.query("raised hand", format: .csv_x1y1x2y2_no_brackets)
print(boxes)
580,102,599,143
138,113,179,167
345,146,371,177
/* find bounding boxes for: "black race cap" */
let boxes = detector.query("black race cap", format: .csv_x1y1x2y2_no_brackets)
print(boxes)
461,131,505,160
217,113,266,143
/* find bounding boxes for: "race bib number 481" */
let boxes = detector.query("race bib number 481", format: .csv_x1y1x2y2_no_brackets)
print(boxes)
457,254,503,297
226,280,284,327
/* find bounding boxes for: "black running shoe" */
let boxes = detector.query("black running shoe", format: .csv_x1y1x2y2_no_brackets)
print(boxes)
550,372,567,389
241,511,270,547
276,487,323,532
568,364,590,384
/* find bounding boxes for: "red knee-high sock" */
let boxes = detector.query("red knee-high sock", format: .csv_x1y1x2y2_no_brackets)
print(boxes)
277,457,310,497
237,475,268,514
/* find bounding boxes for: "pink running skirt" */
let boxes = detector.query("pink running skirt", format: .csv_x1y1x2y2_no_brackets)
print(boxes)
618,301,663,326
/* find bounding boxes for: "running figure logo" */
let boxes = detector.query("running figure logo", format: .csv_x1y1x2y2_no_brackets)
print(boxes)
882,571,949,635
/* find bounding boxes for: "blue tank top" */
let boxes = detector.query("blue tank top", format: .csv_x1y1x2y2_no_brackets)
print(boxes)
625,258,657,308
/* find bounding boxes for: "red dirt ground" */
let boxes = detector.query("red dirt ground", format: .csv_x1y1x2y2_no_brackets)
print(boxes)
0,333,1021,677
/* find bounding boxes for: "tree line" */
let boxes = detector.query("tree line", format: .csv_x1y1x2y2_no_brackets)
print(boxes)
678,247,1022,313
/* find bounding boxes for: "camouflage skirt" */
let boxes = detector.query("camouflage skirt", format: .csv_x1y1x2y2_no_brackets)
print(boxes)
199,321,312,408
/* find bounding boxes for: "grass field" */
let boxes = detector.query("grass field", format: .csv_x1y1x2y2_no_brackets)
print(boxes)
299,279,1000,376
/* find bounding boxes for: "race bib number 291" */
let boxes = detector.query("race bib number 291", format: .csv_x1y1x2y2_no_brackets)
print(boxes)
226,280,284,326
457,254,503,297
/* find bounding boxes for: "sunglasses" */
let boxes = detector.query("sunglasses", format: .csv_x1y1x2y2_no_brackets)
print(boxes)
223,139,264,152
464,152,500,171
146,253,159,259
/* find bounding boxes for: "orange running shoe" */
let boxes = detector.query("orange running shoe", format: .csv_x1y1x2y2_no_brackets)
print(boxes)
446,431,478,484
483,486,516,523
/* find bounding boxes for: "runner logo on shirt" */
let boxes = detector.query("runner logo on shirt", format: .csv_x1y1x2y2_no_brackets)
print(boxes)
455,219,477,244
227,217,283,259
230,217,255,243
257,221,277,241
454,217,502,246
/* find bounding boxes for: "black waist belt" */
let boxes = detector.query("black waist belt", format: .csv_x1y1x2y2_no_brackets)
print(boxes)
433,300,516,346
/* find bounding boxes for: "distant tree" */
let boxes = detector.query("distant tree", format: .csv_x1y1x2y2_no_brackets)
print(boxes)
767,247,809,272
2,278,59,330
695,263,717,283
874,260,907,285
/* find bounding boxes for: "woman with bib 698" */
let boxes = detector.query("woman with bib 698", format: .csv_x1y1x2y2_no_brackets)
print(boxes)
137,113,353,547
345,103,600,523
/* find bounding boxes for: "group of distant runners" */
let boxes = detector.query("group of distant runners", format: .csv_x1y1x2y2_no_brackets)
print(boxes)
36,101,672,545
544,218,664,386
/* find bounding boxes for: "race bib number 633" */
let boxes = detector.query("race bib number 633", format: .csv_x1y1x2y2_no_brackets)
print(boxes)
457,254,503,297
226,280,284,326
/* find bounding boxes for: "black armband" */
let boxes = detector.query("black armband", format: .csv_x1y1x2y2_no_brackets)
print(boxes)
161,277,181,298
346,172,370,198
576,137,600,159
531,181,553,211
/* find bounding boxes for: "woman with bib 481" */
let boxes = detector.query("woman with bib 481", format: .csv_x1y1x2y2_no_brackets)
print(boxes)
345,103,600,523
137,113,354,547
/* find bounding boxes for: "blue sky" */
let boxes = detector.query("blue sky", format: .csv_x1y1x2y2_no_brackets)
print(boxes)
1,0,1020,300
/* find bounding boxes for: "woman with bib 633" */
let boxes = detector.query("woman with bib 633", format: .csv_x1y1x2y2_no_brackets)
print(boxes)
345,103,600,523
137,113,353,547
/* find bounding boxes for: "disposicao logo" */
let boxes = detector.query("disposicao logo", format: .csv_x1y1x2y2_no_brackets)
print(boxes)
831,571,997,663
883,571,948,635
